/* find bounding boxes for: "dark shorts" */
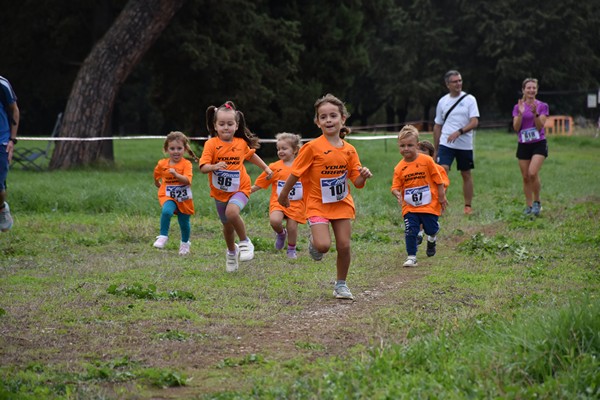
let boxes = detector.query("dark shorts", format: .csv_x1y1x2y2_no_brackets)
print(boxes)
516,139,548,160
436,145,474,171
0,145,8,191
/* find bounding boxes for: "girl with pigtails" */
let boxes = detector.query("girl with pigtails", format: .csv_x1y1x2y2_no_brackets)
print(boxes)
199,101,273,272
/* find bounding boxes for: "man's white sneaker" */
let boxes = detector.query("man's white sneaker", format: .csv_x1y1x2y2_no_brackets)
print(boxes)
153,235,168,249
0,202,13,232
403,257,418,267
239,240,254,261
226,244,240,272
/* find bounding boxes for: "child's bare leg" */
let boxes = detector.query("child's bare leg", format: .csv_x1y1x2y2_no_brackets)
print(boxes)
310,223,331,254
269,211,285,234
331,219,352,281
225,204,248,241
287,218,299,246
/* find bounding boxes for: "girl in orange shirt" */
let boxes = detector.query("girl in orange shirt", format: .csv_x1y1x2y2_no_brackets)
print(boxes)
199,101,273,272
278,94,373,300
153,131,198,255
252,132,305,259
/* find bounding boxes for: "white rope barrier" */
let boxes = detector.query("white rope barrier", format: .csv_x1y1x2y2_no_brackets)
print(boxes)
18,134,401,143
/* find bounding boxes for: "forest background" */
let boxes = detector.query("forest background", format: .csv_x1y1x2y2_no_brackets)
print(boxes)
2,0,600,141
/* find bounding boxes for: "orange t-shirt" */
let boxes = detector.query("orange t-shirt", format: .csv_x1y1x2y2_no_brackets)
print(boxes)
391,153,444,216
199,136,256,202
154,158,194,215
438,165,450,189
290,135,364,220
254,159,306,224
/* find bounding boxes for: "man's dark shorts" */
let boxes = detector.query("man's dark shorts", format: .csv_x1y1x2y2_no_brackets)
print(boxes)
436,145,474,171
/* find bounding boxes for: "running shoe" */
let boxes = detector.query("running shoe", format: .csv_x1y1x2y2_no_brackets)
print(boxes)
153,235,168,249
532,201,542,216
179,241,191,256
403,256,418,267
0,202,13,232
275,229,287,250
226,244,240,272
239,240,254,261
333,284,354,300
426,240,436,257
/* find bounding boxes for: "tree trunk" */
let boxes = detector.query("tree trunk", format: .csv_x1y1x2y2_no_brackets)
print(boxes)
50,0,186,169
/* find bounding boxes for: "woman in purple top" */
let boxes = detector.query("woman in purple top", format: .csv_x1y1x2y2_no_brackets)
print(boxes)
512,78,549,216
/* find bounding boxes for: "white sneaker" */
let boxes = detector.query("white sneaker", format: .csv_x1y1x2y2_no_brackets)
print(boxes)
153,235,168,249
179,241,191,256
226,244,240,272
238,240,254,261
403,256,418,267
0,202,13,232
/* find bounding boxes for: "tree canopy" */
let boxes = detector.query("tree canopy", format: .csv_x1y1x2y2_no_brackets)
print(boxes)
1,0,599,166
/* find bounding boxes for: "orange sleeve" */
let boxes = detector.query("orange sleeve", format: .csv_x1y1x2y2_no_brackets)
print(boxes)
391,161,404,192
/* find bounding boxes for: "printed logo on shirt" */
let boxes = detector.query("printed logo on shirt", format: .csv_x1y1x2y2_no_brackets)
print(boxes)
216,146,223,150
324,150,332,154
217,156,241,166
321,164,347,175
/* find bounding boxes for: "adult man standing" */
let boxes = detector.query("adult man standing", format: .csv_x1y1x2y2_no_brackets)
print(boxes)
0,76,19,231
433,70,479,215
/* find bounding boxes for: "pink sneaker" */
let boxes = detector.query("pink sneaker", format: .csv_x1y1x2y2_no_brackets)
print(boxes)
286,248,297,259
275,229,287,250
179,241,191,256
153,235,168,249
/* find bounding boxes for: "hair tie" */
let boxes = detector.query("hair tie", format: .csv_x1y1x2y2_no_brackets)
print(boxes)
224,103,232,110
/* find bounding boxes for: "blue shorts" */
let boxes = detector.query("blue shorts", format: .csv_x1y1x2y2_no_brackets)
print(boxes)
0,145,8,191
437,145,474,171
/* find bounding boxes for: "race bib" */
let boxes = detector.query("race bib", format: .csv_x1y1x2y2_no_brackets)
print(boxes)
320,171,348,204
277,180,303,201
212,170,240,192
404,185,432,207
519,127,541,143
166,185,192,202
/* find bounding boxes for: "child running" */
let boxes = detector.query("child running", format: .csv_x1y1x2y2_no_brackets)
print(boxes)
251,132,305,259
278,94,373,300
199,101,273,272
153,131,198,255
416,140,450,245
392,125,448,267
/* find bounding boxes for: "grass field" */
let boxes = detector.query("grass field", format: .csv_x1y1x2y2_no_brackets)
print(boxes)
1,130,599,399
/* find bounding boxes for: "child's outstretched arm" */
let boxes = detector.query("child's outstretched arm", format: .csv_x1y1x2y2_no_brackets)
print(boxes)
248,153,273,180
277,174,300,208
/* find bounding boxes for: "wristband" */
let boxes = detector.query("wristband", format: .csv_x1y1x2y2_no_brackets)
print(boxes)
9,138,17,144
458,128,464,135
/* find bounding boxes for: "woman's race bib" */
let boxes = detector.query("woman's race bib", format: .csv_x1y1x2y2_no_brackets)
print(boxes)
519,127,541,143
212,170,240,192
166,185,192,202
320,171,348,204
277,180,303,201
404,185,432,207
